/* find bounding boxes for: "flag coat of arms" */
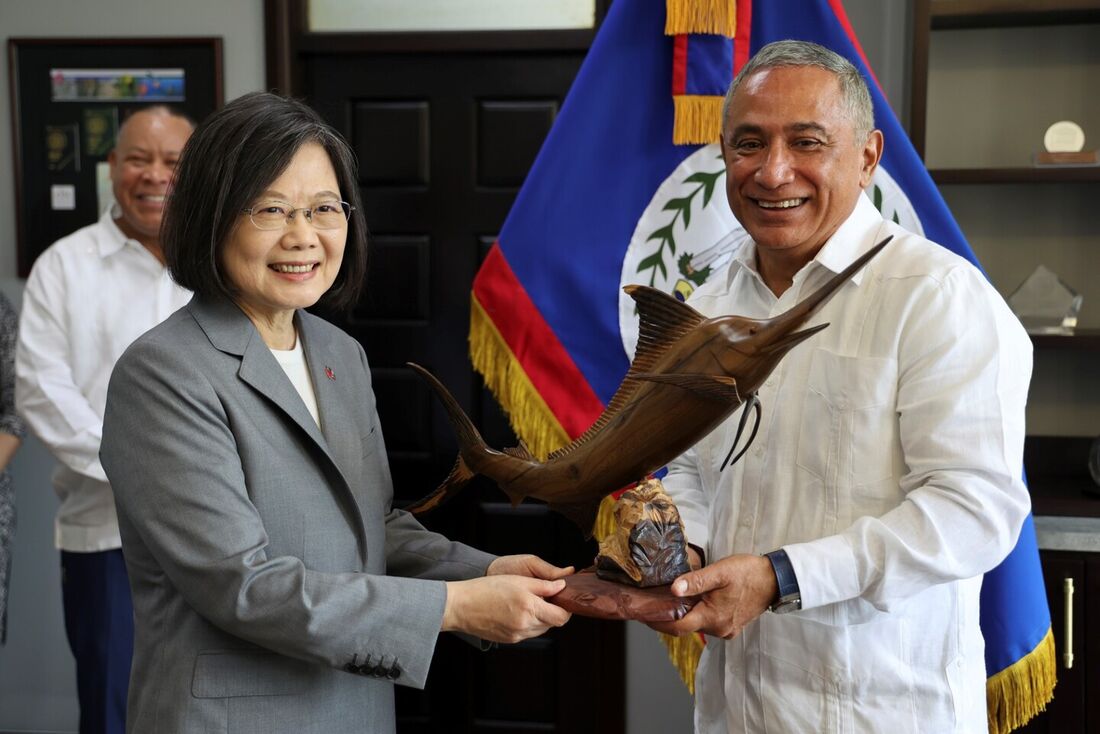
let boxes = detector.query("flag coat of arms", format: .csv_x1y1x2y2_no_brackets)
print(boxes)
470,1,1054,731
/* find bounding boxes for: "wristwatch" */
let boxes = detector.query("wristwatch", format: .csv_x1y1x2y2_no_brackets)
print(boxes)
763,549,802,614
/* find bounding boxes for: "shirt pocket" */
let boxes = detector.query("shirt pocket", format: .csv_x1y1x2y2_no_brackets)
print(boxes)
758,612,918,734
795,348,900,532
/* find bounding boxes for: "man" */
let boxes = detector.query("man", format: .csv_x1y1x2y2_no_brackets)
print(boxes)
652,41,1032,733
16,106,194,734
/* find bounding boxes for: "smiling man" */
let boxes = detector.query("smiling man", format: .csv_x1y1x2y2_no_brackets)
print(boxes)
650,42,1033,733
15,106,194,734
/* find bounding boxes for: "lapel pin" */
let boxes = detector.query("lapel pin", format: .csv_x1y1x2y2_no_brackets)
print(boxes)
324,366,336,381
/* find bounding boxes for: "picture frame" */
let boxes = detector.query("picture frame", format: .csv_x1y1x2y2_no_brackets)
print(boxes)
8,37,223,276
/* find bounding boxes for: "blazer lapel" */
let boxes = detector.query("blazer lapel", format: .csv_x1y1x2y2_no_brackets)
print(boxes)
296,313,362,488
188,296,344,480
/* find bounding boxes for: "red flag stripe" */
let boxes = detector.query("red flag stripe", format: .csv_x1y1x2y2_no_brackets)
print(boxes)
672,34,689,95
472,244,605,439
734,0,753,74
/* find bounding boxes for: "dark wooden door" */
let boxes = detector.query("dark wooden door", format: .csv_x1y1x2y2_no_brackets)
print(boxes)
303,51,624,733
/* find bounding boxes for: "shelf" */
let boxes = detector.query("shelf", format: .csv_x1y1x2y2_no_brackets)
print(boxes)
931,0,1100,29
1025,435,1100,517
930,167,1100,184
1029,475,1100,517
1030,329,1100,351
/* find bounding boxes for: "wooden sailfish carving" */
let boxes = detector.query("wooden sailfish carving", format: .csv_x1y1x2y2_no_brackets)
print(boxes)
407,236,892,535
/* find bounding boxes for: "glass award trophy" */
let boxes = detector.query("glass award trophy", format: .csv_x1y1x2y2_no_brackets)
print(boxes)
1007,265,1083,335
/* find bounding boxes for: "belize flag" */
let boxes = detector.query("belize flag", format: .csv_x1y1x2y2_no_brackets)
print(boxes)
469,1,1054,731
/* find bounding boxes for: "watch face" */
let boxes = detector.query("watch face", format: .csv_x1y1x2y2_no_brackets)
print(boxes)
771,596,802,614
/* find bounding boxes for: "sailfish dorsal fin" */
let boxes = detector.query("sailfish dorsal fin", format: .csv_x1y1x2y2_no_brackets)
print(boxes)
626,285,707,374
547,285,706,461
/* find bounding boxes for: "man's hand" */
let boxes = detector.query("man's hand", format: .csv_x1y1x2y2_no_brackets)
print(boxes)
686,544,704,571
647,554,777,639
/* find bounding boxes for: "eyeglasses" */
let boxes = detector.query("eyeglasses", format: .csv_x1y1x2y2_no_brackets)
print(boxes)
241,199,354,231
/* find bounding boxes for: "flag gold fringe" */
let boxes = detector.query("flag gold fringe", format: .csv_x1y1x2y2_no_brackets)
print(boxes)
660,631,704,694
986,626,1056,734
469,296,570,461
595,493,703,695
470,294,700,696
673,95,724,146
665,0,736,37
593,494,620,541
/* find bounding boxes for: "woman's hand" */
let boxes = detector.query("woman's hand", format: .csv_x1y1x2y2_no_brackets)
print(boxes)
486,554,574,580
442,574,572,644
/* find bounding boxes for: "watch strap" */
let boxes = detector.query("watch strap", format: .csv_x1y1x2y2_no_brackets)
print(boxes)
764,548,801,613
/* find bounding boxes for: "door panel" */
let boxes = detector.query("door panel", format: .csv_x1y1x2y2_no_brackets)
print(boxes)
304,50,624,733
1017,551,1085,733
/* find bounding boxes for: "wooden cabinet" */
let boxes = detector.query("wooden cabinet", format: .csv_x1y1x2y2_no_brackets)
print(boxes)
1017,550,1100,733
1021,437,1100,732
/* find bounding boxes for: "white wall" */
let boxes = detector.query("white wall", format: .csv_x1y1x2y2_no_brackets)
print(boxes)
0,2,264,731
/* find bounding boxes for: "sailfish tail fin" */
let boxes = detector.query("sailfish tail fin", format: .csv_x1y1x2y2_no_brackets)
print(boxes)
404,362,491,514
405,453,474,514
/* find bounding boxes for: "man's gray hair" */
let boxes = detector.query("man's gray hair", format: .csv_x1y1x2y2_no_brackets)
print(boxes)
721,40,875,142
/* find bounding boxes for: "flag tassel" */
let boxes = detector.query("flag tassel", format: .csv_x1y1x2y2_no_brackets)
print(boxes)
986,626,1056,734
673,95,725,146
665,0,736,37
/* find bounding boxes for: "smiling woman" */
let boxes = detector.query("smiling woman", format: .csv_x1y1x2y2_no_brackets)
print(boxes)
219,143,349,349
98,92,575,734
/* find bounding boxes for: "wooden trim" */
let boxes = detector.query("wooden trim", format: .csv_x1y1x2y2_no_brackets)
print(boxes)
292,28,599,54
7,40,27,277
264,0,305,94
1030,329,1100,351
931,167,1100,184
909,0,931,160
1086,555,1100,727
211,37,225,107
930,0,1100,29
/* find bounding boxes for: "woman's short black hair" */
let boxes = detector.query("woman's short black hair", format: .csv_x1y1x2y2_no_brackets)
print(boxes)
163,91,367,312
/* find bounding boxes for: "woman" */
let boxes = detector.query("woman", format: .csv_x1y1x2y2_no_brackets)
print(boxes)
0,292,25,644
100,92,572,734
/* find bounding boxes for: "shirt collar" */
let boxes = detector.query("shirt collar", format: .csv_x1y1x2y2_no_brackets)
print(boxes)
95,207,132,258
808,192,887,286
726,191,886,288
725,233,760,287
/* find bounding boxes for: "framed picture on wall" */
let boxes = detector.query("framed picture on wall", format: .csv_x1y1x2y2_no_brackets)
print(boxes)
8,37,223,276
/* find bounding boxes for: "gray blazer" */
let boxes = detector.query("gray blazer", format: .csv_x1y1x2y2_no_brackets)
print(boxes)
101,296,494,734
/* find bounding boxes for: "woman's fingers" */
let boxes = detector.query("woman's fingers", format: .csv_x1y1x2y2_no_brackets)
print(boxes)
487,554,575,580
443,575,572,643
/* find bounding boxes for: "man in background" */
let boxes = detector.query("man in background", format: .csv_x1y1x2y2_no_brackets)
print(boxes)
16,106,194,734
